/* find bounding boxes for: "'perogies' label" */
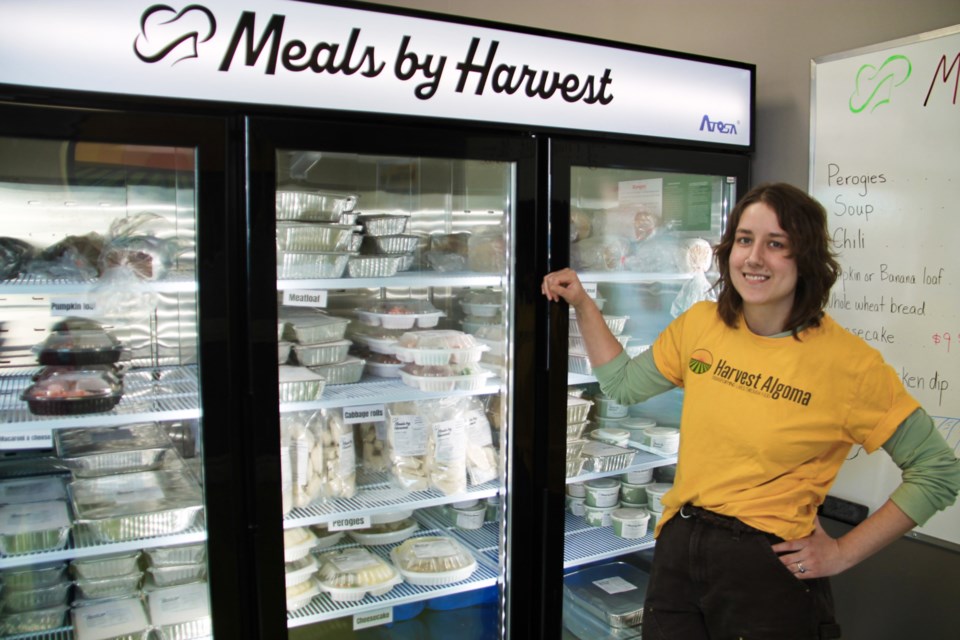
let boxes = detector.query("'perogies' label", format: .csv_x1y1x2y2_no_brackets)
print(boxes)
328,514,371,531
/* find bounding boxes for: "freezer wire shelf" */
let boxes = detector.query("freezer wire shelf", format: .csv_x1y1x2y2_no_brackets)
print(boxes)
0,366,201,427
277,272,503,291
280,374,501,412
0,271,199,294
0,523,207,569
420,514,501,567
284,470,499,526
286,526,498,627
562,510,655,569
0,628,72,640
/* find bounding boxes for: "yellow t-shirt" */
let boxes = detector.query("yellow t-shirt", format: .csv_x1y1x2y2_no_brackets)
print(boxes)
650,301,919,540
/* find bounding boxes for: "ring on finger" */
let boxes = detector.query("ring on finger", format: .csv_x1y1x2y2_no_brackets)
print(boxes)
796,562,807,574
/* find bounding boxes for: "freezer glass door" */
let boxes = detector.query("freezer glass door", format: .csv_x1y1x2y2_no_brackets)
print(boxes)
561,164,739,637
0,136,213,638
273,149,511,638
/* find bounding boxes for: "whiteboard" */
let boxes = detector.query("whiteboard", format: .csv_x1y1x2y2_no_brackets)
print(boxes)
810,25,960,549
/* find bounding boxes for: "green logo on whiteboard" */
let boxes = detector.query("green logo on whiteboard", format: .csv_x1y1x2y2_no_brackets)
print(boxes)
849,54,912,114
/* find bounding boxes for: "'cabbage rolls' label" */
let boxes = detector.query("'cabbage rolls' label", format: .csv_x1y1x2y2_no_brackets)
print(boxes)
390,415,427,457
593,576,638,594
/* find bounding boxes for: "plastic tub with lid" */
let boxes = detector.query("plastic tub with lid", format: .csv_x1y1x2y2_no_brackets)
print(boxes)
584,478,621,507
583,504,619,527
611,508,651,539
644,426,680,455
646,482,673,512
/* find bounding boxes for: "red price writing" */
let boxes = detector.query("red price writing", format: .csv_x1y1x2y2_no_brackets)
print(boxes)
931,333,959,352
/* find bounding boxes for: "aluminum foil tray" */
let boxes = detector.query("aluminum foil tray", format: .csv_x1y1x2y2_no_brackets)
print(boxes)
568,353,594,376
154,617,212,640
144,542,206,567
54,423,169,457
307,356,365,384
278,366,326,402
291,340,351,367
347,255,402,278
0,500,72,555
74,571,143,600
276,222,358,252
280,312,349,344
565,456,585,478
0,605,67,636
69,470,203,543
362,234,420,254
359,214,409,236
71,551,141,580
1,562,67,590
569,314,629,337
1,580,70,612
564,561,648,628
276,251,351,279
147,562,207,587
567,396,593,424
63,447,174,478
579,441,635,473
276,189,357,222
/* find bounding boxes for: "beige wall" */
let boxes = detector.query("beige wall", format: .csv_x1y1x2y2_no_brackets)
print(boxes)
363,0,960,189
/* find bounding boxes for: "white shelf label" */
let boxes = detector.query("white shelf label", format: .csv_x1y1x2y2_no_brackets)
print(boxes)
50,296,97,317
354,607,393,630
282,289,328,308
341,404,385,424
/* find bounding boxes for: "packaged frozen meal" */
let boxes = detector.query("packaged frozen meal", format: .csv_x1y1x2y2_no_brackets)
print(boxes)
280,409,356,510
279,308,350,344
146,581,211,640
347,516,418,546
563,561,649,628
356,299,444,330
315,547,402,601
390,330,487,366
22,369,123,416
384,402,430,491
278,365,326,403
389,535,477,585
0,500,71,554
72,596,150,640
0,476,66,504
54,422,175,477
356,421,389,472
35,317,123,366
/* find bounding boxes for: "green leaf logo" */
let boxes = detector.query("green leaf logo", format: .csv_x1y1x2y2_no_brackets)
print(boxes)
849,54,912,114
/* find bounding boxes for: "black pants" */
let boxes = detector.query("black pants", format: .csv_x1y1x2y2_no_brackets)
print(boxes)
643,506,842,640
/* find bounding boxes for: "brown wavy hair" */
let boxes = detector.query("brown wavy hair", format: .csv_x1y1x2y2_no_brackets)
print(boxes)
713,182,841,337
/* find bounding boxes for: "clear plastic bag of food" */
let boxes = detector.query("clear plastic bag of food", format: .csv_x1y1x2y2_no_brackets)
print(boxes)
462,397,499,485
26,233,104,280
356,422,388,472
0,237,36,280
280,410,324,510
571,237,632,271
98,212,188,281
320,409,357,499
384,401,429,491
418,398,468,496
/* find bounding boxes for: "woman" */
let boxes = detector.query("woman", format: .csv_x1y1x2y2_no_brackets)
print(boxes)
541,182,960,639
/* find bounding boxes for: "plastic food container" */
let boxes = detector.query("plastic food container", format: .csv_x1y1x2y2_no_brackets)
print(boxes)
291,339,351,366
583,504,619,527
565,495,586,516
645,426,680,455
580,442,635,473
22,369,123,415
485,495,500,522
611,508,651,539
590,428,630,447
36,322,123,366
391,330,487,365
308,524,346,550
280,311,350,344
74,570,143,600
308,356,365,384
348,517,419,546
0,604,67,635
645,483,673,512
0,500,71,554
1,562,67,590
564,561,648,628
71,552,141,580
146,582,211,640
144,542,206,567
566,396,593,424
0,476,66,504
563,595,641,640
284,554,318,588
276,188,357,222
594,394,629,418
620,417,657,442
620,480,654,505
315,547,402,601
278,341,292,364
276,222,359,251
593,416,627,431
278,365,326,402
359,214,409,236
448,502,485,530
399,364,493,392
286,577,320,612
356,300,444,329
72,596,150,640
283,527,319,563
648,509,662,531
390,536,477,586
621,468,654,485
277,250,352,279
347,254,403,278
362,234,420,254
68,470,203,543
566,482,586,498
584,478,621,507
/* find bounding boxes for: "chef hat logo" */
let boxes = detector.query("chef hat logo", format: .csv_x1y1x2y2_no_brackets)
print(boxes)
134,4,216,64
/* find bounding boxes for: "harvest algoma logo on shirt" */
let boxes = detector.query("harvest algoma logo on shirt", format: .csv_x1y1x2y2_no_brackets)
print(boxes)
710,356,813,406
688,349,714,375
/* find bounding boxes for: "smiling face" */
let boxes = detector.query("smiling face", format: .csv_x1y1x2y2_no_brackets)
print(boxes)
729,201,799,335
